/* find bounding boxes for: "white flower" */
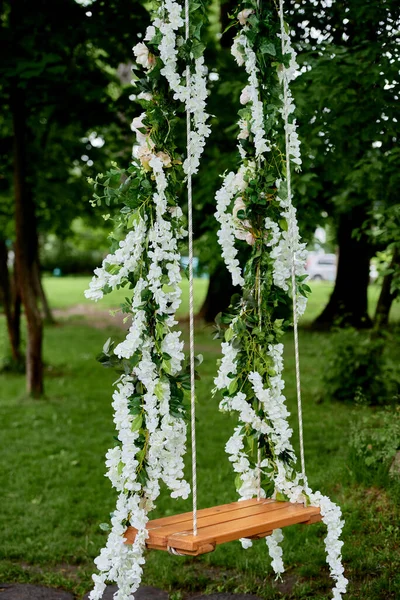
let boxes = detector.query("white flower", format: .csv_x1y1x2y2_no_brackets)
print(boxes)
240,86,252,105
231,37,245,66
237,8,253,26
133,42,155,70
156,151,172,168
144,26,156,41
137,92,153,102
266,529,285,577
238,119,249,140
131,112,149,145
233,197,246,219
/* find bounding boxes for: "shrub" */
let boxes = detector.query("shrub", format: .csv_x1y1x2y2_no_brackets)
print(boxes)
348,405,400,489
323,328,399,405
40,237,106,275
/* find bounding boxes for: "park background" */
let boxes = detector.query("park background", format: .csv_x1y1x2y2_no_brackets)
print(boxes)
0,0,399,599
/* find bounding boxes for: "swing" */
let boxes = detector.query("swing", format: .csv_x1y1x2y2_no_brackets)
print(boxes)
124,499,321,556
124,0,322,558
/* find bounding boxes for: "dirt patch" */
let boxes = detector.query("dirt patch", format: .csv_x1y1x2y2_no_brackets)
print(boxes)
53,306,222,354
53,305,127,330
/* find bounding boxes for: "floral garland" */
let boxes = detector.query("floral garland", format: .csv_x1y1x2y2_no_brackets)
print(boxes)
213,2,347,598
85,2,210,599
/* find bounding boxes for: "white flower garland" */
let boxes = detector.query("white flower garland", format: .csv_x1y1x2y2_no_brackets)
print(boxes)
149,1,211,175
88,2,211,597
214,170,246,287
235,33,270,158
88,176,189,600
213,4,347,598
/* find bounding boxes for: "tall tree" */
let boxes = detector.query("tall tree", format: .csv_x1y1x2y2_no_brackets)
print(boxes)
1,0,148,394
289,0,400,327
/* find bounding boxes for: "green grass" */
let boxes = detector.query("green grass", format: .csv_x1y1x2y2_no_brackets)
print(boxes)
42,275,209,319
0,311,399,599
42,275,400,325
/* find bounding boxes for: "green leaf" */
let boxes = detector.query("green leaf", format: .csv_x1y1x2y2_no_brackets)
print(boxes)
102,337,113,356
194,354,204,367
228,379,238,395
260,41,276,56
131,414,143,432
225,328,234,342
275,491,288,502
234,474,242,491
279,219,288,232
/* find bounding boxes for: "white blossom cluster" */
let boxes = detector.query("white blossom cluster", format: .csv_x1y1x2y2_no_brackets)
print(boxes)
278,24,302,168
183,56,212,175
235,33,270,158
264,200,308,318
214,167,252,287
88,194,189,599
85,220,147,302
265,528,284,576
132,1,210,176
216,343,296,502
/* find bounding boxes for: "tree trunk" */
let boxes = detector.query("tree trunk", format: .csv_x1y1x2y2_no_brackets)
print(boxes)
199,261,240,322
314,207,373,329
12,84,44,397
374,247,400,328
0,239,21,362
33,260,55,323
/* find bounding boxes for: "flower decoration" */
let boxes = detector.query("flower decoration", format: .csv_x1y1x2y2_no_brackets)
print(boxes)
85,1,210,599
213,2,347,597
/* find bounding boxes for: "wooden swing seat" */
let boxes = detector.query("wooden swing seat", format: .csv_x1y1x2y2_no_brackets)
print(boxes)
124,498,321,556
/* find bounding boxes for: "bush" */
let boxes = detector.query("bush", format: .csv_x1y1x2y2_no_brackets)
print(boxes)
40,237,106,275
323,328,399,405
348,405,400,489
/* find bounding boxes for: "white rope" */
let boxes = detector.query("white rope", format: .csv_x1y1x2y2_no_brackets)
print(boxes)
185,0,198,536
278,0,306,483
256,0,262,502
256,268,262,501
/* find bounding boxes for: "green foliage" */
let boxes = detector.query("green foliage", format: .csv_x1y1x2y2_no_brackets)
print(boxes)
40,237,107,276
368,204,400,298
0,0,150,240
323,328,399,406
349,406,400,490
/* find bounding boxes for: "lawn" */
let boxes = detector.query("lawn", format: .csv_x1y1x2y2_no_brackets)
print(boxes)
0,280,399,599
42,275,400,325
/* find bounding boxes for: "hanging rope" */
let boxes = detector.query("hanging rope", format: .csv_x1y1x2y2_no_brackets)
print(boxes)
185,0,198,536
278,0,306,483
256,267,262,501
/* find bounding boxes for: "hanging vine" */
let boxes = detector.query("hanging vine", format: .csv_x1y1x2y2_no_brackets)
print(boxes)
85,2,210,599
213,2,347,598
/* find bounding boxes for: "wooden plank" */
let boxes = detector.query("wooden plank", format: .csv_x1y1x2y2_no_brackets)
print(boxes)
246,530,273,540
125,499,281,544
165,504,320,552
302,513,322,525
146,541,216,556
124,500,321,554
146,500,291,544
145,498,270,529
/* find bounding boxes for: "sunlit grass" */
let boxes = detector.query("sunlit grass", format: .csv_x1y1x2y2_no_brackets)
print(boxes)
42,275,400,324
42,275,209,319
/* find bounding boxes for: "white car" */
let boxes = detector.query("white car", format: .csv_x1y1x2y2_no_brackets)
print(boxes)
306,253,336,281
306,253,378,283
